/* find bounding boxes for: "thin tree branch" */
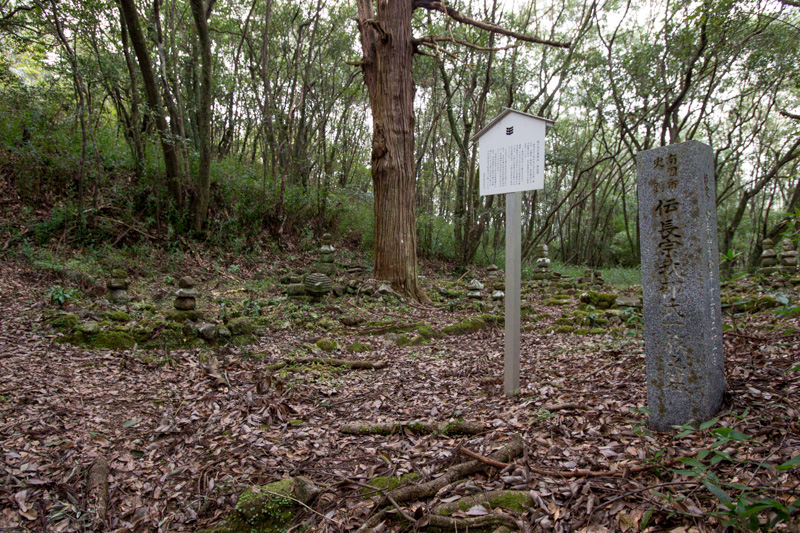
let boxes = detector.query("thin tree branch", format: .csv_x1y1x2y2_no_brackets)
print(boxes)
413,0,571,49
413,34,521,53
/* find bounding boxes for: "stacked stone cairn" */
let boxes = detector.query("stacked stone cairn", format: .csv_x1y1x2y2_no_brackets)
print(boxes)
174,276,199,312
778,239,798,272
466,279,484,299
531,244,554,281
313,233,337,276
107,269,131,304
759,239,779,274
578,268,593,285
487,264,505,300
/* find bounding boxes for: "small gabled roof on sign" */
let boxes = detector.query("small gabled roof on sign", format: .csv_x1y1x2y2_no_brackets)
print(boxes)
470,108,555,143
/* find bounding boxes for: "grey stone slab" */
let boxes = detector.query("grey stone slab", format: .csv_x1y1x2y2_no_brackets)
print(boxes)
636,140,724,431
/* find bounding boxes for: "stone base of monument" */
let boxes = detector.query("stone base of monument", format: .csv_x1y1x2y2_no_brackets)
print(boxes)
166,309,204,322
285,283,306,297
312,263,337,276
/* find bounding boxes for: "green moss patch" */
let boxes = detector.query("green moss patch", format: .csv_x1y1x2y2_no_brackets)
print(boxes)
232,479,296,532
360,473,420,496
435,490,533,516
347,341,371,353
579,291,619,309
442,317,486,336
108,311,131,323
49,313,79,332
315,338,338,351
228,316,253,335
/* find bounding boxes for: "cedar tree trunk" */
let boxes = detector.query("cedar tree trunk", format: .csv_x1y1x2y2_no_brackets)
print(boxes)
356,0,428,302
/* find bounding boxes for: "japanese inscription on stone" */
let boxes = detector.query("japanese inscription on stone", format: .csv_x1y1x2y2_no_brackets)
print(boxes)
637,140,724,431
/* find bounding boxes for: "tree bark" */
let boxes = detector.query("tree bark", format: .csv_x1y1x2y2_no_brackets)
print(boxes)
189,0,213,232
356,0,428,302
117,0,184,208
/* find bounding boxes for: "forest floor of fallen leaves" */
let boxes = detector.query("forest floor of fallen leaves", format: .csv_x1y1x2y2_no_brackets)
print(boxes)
0,246,798,533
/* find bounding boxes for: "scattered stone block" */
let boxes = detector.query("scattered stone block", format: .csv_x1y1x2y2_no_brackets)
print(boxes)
228,316,253,335
197,322,217,342
615,292,641,308
178,276,197,289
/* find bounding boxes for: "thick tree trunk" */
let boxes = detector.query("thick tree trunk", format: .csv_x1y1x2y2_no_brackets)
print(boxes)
356,0,427,302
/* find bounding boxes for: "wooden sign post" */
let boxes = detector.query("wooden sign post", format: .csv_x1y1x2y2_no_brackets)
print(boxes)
472,109,553,396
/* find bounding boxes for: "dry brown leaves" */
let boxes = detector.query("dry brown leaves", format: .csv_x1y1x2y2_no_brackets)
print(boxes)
0,260,798,532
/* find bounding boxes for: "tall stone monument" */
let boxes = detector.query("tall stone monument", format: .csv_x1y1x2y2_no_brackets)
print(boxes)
636,140,724,431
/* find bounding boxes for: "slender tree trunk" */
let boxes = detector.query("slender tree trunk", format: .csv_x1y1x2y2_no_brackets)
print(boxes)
189,0,213,232
119,12,145,175
118,0,184,207
356,0,427,302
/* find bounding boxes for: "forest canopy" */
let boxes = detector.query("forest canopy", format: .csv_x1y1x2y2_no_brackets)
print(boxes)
0,0,799,274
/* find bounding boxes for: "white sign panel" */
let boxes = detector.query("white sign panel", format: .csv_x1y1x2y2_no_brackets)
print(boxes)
477,111,548,196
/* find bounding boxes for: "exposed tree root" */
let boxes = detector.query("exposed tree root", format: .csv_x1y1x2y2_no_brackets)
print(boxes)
458,443,703,479
431,489,533,516
339,419,487,436
267,357,388,371
86,457,109,530
376,434,524,508
425,510,519,530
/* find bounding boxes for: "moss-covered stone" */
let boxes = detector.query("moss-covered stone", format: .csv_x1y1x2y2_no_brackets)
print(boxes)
579,291,619,309
130,326,155,344
479,314,504,327
416,325,437,339
89,331,136,350
583,316,609,327
231,479,296,532
386,333,411,346
315,338,338,351
50,313,79,331
554,317,574,326
442,317,486,336
439,288,462,299
723,294,782,313
228,316,253,335
555,325,575,334
409,335,428,346
77,321,100,334
108,311,131,323
347,341,371,353
165,309,204,322
574,327,589,335
589,327,606,335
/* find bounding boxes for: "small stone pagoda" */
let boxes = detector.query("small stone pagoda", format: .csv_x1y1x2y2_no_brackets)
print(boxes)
312,234,337,276
107,269,131,304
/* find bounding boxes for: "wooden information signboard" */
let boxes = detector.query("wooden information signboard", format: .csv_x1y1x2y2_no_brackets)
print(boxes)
472,109,552,395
